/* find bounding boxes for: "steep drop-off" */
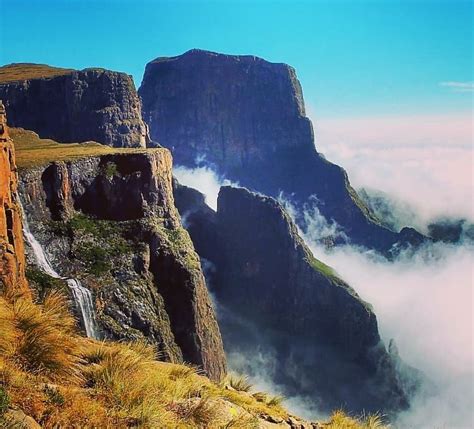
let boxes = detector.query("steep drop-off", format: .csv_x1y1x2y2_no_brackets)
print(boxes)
175,183,416,415
0,63,150,148
140,49,424,254
14,128,226,381
0,101,29,296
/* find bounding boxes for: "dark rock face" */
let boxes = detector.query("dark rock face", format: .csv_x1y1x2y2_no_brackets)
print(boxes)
18,149,226,381
0,66,150,148
174,184,413,415
140,49,425,254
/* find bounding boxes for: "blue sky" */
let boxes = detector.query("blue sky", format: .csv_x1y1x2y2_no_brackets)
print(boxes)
0,0,472,118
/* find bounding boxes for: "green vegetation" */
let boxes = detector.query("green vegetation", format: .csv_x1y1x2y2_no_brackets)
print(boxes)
102,160,119,179
25,267,68,298
307,254,338,279
10,128,162,168
0,388,9,416
0,63,74,83
75,244,111,276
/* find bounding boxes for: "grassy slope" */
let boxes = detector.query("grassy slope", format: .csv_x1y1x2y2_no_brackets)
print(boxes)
0,63,74,84
0,292,388,428
11,128,156,168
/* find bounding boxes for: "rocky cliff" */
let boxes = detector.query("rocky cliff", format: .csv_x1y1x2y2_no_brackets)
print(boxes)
140,49,424,254
0,63,150,148
15,129,226,381
0,101,29,296
174,183,415,415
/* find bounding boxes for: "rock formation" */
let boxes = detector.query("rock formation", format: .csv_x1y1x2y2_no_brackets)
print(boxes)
0,63,150,148
174,183,414,414
16,133,226,381
140,49,425,254
0,101,29,296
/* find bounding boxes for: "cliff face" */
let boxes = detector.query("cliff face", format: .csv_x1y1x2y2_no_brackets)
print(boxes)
140,49,424,254
0,101,29,296
17,136,226,381
0,64,150,148
175,184,412,414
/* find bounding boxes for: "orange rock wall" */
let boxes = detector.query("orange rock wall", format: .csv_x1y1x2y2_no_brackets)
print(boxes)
0,101,29,296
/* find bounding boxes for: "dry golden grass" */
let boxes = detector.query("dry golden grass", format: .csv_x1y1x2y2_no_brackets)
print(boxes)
0,63,74,84
0,292,389,428
322,410,389,429
10,128,159,168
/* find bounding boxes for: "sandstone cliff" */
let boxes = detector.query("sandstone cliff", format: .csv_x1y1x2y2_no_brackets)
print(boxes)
0,101,29,296
15,129,226,381
174,183,415,415
140,49,424,254
0,63,150,148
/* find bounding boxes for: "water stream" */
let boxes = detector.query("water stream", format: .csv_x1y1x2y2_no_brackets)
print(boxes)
20,204,100,339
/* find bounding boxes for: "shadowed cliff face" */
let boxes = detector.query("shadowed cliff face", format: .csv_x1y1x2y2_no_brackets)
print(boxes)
0,64,150,148
140,49,425,254
0,101,29,296
17,145,226,381
175,183,418,415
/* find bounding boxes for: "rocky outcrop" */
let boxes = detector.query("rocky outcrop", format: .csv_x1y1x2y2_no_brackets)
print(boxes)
140,49,425,254
174,184,413,415
0,64,150,148
0,100,29,296
17,144,226,381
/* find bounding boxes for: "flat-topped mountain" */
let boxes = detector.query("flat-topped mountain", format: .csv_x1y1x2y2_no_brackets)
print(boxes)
140,49,425,254
0,63,151,148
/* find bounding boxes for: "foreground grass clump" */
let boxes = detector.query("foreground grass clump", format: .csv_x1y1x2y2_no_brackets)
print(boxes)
0,291,389,428
0,292,288,427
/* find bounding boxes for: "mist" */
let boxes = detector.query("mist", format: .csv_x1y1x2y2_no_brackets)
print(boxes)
313,113,473,228
172,152,473,426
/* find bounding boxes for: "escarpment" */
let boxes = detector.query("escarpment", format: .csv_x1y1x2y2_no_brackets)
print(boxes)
0,63,150,148
0,101,29,296
140,49,425,254
174,183,413,414
15,130,226,381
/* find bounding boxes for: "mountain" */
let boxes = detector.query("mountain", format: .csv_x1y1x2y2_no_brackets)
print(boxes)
12,125,226,381
0,63,150,148
174,182,417,415
140,49,425,254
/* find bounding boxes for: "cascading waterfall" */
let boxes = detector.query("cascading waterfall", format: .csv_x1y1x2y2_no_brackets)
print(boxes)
20,203,100,339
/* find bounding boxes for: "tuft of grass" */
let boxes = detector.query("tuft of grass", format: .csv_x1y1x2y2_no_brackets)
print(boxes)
225,373,253,392
322,410,389,429
10,292,82,379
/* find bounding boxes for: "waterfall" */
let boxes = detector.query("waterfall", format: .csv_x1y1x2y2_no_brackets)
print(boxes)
20,204,100,339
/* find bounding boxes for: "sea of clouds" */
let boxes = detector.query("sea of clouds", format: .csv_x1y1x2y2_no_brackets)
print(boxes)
173,113,473,427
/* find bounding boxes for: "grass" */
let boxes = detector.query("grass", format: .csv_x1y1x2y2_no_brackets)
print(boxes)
322,410,388,429
0,291,291,427
0,63,75,84
307,254,338,279
0,290,390,427
10,128,164,168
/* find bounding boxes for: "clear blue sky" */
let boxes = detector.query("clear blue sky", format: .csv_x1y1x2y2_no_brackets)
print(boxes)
0,0,472,118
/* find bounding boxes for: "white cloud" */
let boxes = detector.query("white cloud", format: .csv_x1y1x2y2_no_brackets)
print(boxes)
440,81,474,92
312,113,474,226
173,165,237,210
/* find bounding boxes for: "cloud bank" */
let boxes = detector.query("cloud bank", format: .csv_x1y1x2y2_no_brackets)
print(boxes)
313,113,473,227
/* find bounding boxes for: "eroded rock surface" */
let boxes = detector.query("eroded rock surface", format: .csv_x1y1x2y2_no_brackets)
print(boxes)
0,64,150,148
